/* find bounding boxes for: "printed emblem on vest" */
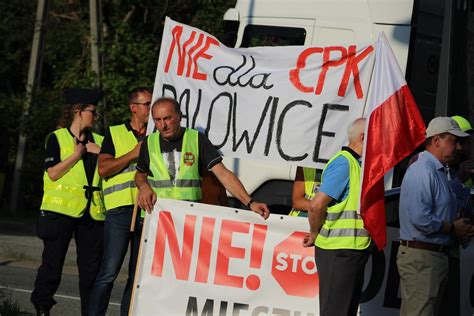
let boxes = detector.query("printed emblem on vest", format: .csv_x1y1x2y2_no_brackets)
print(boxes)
183,152,196,166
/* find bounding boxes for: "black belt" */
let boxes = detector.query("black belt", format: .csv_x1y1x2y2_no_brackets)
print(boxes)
83,185,101,199
400,240,449,254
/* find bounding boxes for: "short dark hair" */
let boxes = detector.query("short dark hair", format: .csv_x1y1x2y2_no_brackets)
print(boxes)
152,97,181,114
127,87,152,103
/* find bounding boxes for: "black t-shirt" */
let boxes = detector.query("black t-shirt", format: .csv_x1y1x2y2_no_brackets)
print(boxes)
100,121,147,157
136,128,222,178
43,129,98,185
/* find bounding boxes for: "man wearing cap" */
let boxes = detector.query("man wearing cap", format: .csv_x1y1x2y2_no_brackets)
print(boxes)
397,116,474,316
31,88,105,316
439,115,473,316
88,87,152,316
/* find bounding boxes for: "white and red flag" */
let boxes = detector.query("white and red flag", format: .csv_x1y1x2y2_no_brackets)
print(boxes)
361,34,426,250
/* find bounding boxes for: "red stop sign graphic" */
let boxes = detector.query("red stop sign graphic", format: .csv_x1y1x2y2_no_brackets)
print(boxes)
271,231,319,298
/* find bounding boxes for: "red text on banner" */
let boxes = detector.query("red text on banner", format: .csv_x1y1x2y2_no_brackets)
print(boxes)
289,45,374,99
164,25,220,80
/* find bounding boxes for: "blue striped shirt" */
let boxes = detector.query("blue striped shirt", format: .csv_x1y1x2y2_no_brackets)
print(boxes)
399,151,457,246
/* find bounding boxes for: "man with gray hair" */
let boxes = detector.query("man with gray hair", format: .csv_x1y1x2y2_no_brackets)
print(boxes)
397,116,474,316
303,117,371,316
135,97,270,219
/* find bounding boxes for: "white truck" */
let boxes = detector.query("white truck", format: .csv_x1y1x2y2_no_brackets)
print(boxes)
221,0,416,211
220,0,474,314
221,0,469,207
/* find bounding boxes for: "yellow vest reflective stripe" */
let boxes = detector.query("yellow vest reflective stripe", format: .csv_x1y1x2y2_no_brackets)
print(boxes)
289,167,319,217
147,128,201,201
40,128,105,220
315,150,370,250
102,124,138,210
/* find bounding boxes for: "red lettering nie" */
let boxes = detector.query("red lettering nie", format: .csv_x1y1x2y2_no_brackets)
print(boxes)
164,25,220,80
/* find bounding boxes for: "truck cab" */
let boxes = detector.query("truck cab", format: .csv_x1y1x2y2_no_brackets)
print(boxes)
221,0,470,213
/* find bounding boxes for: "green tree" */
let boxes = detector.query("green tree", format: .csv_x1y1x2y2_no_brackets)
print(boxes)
1,0,236,213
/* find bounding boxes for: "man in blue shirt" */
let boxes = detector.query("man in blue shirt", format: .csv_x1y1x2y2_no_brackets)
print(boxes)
303,118,370,316
397,116,474,316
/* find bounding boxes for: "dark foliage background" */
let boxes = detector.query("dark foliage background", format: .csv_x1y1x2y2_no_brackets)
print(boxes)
0,0,236,213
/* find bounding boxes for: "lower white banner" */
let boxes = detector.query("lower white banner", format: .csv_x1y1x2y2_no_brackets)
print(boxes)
130,199,318,315
130,199,474,315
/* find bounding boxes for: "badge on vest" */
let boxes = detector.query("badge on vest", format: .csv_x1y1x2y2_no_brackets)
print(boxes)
183,152,196,166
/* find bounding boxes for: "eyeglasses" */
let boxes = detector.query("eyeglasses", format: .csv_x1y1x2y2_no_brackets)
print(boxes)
132,101,151,107
82,109,99,118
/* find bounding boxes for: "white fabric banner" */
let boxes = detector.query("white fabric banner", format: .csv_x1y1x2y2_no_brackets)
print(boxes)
131,199,319,315
150,18,375,169
130,200,474,316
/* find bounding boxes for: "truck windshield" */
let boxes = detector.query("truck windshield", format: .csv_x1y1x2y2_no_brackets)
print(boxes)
241,24,306,47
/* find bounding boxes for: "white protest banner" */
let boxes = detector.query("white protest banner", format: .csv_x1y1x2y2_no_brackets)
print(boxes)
150,18,375,169
130,199,319,315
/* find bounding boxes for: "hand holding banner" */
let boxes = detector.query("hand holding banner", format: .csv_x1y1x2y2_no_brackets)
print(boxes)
131,199,319,315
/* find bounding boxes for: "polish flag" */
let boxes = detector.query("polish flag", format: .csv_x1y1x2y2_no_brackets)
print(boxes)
360,34,426,250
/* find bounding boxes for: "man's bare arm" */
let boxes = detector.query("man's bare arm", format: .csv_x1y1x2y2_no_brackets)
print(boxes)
135,170,156,213
292,167,311,211
98,141,142,177
211,162,270,219
303,191,333,247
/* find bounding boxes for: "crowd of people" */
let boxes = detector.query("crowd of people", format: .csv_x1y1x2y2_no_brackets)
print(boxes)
295,116,474,316
32,87,474,316
31,88,268,316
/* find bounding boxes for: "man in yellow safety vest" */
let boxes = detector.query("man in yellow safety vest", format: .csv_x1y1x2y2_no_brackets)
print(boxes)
135,97,270,219
88,87,152,316
303,118,371,316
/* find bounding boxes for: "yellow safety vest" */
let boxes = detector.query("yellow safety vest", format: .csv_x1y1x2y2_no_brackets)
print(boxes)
315,150,370,250
40,128,105,220
147,128,202,201
102,124,138,210
289,167,320,217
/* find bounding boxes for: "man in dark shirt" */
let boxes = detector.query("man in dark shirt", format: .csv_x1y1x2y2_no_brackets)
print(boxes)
135,97,270,219
89,87,152,316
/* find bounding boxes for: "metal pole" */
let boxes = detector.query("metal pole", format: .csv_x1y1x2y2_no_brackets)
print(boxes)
435,0,454,116
10,0,49,215
90,0,100,80
89,0,106,131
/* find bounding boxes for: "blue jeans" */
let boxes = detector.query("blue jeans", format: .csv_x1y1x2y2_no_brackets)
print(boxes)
88,206,142,316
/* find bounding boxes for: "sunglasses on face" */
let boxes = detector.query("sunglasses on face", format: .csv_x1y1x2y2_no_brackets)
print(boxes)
132,101,151,107
82,109,99,118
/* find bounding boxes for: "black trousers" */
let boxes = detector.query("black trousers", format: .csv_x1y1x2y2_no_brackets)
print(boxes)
315,245,370,316
31,210,104,316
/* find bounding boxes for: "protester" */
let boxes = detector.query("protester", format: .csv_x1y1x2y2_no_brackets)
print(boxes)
88,87,152,316
31,88,105,316
397,116,474,316
303,118,371,316
288,166,320,217
439,115,473,316
135,97,270,219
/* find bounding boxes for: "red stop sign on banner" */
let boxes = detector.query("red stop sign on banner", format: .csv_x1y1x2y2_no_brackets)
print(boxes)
271,231,319,298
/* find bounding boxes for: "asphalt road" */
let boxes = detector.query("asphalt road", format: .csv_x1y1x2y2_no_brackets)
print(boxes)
0,233,127,316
